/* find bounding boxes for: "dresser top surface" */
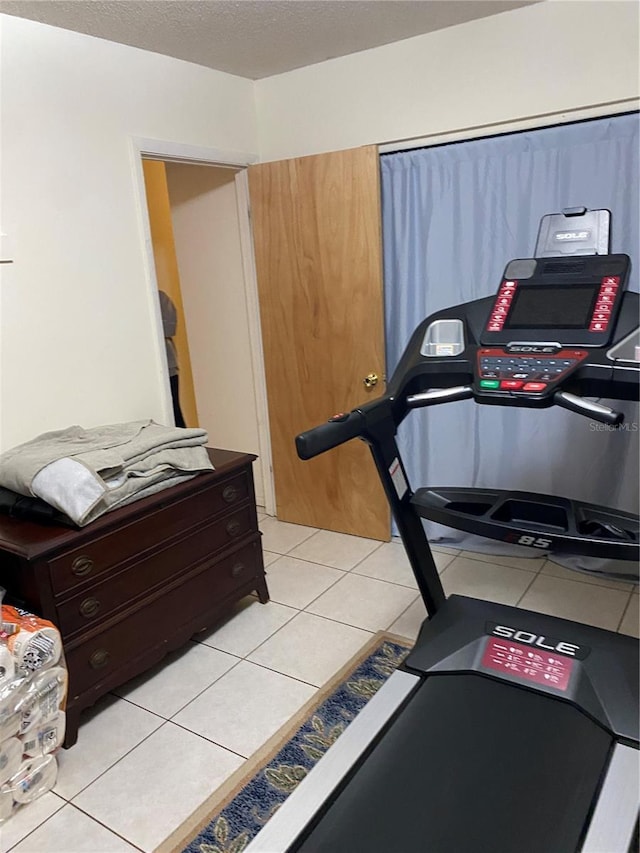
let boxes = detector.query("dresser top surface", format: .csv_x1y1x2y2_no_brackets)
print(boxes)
0,448,256,558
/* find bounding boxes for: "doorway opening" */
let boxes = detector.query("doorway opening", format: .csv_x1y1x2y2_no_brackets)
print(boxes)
135,143,273,513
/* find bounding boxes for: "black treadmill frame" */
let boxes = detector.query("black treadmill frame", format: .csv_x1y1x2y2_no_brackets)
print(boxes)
305,290,640,617
257,247,640,853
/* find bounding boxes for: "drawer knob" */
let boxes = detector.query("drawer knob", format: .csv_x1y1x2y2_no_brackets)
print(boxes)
222,485,239,503
71,556,94,577
226,520,242,537
79,597,101,618
231,562,245,578
89,649,110,670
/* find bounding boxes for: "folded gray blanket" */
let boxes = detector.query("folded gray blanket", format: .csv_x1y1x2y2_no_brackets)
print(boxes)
0,420,214,526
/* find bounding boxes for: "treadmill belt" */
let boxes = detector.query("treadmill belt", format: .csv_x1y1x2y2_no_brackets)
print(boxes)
293,674,613,853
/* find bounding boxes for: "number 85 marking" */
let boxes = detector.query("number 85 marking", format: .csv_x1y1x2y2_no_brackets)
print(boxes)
515,535,552,549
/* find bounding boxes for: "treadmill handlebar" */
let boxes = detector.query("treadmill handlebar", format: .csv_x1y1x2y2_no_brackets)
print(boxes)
296,386,623,462
406,386,474,408
296,410,366,460
554,391,624,425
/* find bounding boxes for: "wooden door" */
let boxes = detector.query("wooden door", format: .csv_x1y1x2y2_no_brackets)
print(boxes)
248,146,390,540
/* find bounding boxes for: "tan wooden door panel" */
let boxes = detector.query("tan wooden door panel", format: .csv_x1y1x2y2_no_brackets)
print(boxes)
248,146,390,540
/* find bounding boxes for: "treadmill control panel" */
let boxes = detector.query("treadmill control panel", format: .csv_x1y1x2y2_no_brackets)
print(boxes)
481,254,630,347
481,636,575,691
476,348,588,395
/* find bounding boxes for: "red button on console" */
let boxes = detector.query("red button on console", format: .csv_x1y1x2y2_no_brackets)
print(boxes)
500,380,524,390
523,382,547,392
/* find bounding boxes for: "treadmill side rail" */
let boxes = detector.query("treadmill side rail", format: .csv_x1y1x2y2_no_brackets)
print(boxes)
580,743,639,853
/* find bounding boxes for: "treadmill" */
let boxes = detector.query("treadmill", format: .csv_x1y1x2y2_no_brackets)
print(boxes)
246,209,640,853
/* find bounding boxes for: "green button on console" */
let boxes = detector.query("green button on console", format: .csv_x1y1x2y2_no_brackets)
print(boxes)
479,379,500,389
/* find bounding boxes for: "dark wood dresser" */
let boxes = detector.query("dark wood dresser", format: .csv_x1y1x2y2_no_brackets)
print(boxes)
0,448,268,746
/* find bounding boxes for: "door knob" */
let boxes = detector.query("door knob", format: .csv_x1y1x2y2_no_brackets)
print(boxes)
363,373,379,389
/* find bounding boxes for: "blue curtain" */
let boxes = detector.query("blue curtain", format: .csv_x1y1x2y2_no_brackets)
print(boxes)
380,113,639,573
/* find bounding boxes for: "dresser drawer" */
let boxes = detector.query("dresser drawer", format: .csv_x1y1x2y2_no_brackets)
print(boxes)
55,506,255,636
47,470,252,595
65,541,261,698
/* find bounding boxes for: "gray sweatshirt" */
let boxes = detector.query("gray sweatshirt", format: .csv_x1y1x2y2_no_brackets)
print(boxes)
159,291,179,376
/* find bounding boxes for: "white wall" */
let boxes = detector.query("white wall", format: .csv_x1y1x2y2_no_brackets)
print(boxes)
165,164,263,501
255,1,640,160
0,15,257,450
1,2,638,453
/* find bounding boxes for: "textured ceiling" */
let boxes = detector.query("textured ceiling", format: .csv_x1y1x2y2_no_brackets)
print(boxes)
1,0,539,80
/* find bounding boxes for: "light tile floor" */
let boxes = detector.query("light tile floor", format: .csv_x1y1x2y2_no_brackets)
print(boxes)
2,514,638,853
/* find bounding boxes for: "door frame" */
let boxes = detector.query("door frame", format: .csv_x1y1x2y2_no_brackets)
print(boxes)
129,136,276,516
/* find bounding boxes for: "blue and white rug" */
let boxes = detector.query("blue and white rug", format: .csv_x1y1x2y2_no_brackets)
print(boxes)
161,633,411,853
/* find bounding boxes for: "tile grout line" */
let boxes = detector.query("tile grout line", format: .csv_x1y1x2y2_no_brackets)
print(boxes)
295,607,400,637
342,539,385,571
56,711,168,803
615,590,635,633
453,552,544,575
267,545,423,592
7,800,147,853
541,559,636,593
163,716,259,761
110,649,245,723
298,567,420,612
515,570,542,609
63,717,248,812
195,607,329,688
200,607,300,663
455,552,635,597
272,544,385,574
5,796,67,853
382,592,423,635
297,571,353,611
206,656,327,693
346,567,419,592
57,654,248,807
536,566,635,594
258,521,320,557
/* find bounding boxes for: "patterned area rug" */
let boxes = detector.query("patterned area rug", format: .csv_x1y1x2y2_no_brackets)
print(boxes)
158,632,412,853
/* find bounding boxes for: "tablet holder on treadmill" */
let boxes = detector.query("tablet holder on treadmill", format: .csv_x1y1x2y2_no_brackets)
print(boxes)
534,207,611,257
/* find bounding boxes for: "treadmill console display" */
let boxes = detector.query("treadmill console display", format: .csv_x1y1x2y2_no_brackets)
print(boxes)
505,284,598,329
481,254,630,347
